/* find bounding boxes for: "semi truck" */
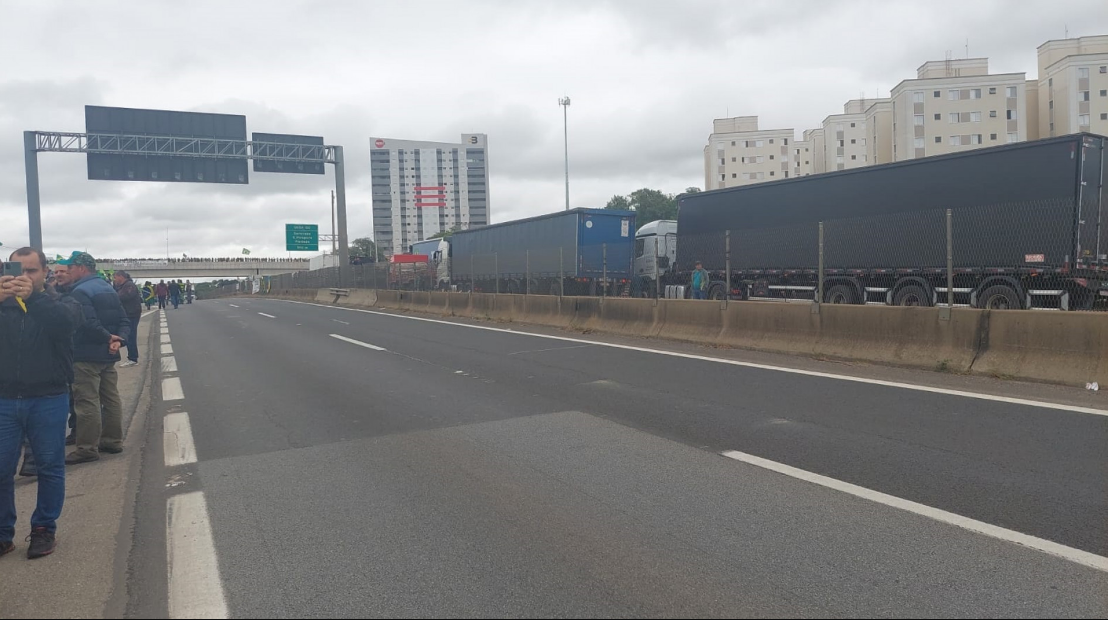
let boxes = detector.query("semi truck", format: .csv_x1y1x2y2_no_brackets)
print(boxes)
448,208,636,296
635,133,1108,310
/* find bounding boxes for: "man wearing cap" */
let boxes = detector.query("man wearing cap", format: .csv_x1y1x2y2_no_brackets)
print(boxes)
58,252,130,464
112,271,142,368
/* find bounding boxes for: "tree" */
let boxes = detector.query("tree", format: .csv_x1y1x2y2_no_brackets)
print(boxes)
429,226,461,240
350,237,386,261
684,186,701,194
605,188,678,222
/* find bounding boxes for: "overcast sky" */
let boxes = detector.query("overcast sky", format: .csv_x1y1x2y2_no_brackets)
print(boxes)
1,0,1105,259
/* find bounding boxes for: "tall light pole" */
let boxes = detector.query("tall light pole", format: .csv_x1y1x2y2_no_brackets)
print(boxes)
559,96,571,211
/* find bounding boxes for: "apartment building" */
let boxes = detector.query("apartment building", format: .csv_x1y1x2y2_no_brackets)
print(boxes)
791,139,814,178
1038,35,1108,137
370,134,490,255
821,99,870,171
703,117,795,189
804,128,826,174
889,58,1028,161
864,99,894,165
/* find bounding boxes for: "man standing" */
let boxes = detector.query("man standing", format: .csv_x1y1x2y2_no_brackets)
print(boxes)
1,247,81,559
169,280,182,310
690,261,710,300
59,252,130,465
113,271,142,368
185,280,194,304
156,280,168,310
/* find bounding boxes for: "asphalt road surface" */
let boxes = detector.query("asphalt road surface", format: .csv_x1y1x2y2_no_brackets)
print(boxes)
126,298,1108,618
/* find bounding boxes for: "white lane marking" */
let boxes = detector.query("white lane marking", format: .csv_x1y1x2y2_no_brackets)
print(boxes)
166,492,229,619
279,299,1108,418
721,449,1108,573
332,319,350,325
161,344,173,355
258,312,276,319
161,356,178,373
161,334,172,344
229,304,239,308
160,328,170,335
142,310,158,318
509,344,594,356
163,377,185,401
163,412,197,467
329,334,386,351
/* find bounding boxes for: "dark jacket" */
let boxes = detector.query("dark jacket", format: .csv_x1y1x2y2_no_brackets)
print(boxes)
69,275,131,364
169,282,182,297
0,291,82,398
115,277,143,317
156,283,168,297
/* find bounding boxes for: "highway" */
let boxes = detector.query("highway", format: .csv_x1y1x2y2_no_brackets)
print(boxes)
128,297,1108,618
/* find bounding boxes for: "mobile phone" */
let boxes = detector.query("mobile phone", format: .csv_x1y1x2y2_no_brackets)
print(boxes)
2,262,22,277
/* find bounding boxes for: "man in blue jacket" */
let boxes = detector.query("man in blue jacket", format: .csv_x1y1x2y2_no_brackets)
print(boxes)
58,252,130,465
1,247,81,559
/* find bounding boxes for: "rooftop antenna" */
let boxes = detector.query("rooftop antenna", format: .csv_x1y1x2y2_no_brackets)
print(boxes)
965,37,969,58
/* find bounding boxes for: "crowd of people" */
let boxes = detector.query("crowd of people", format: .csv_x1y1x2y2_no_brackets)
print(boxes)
104,256,298,263
1,249,164,561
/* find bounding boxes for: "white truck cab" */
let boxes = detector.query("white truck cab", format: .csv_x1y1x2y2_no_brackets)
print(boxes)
633,220,677,296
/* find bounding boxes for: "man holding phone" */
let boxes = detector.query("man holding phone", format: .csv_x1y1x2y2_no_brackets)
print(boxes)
0,248,81,559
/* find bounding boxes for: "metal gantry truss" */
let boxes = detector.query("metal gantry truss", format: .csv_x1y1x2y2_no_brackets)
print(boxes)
33,131,335,164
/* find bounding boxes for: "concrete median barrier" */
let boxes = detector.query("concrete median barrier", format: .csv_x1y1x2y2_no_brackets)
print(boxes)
972,309,1108,385
373,290,402,309
341,289,378,308
315,288,335,304
597,297,661,337
447,292,472,317
524,295,572,328
470,293,496,319
657,299,726,343
428,292,451,316
814,305,980,371
718,301,819,356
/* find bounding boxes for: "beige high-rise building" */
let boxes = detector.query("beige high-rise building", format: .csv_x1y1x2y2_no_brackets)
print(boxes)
889,58,1028,161
703,117,795,189
805,127,826,173
791,139,814,178
864,99,894,165
821,100,870,171
1037,35,1108,137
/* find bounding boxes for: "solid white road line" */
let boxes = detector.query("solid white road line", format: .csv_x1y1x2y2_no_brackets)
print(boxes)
163,412,197,467
721,449,1108,573
278,299,1108,418
142,310,158,318
161,344,173,355
166,492,228,619
257,312,276,319
160,328,170,335
329,334,386,351
161,334,172,344
162,377,185,401
161,356,178,373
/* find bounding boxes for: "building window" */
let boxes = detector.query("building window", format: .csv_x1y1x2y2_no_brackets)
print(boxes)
1048,78,1053,87
1101,90,1107,96
769,139,774,144
1078,67,1089,79
1079,114,1091,126
990,133,997,140
850,139,856,144
851,155,857,160
948,90,959,100
1006,109,1017,120
732,157,736,162
1049,100,1054,109
914,114,925,126
971,134,982,145
720,174,726,181
1007,132,1018,143
731,141,736,146
770,171,775,176
769,155,775,160
935,136,942,143
850,122,856,128
836,155,844,164
838,140,844,147
934,113,941,120
949,112,959,123
913,91,924,103
732,173,737,178
933,90,940,98
989,87,997,94
1081,91,1090,101
836,123,844,132
860,138,866,145
950,135,962,146
914,137,925,148
990,110,997,118
1102,66,1107,73
970,111,981,122
970,89,981,99
1101,113,1108,120
756,140,764,147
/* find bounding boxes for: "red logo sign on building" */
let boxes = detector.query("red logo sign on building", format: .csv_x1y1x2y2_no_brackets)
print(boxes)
374,139,385,148
414,186,446,208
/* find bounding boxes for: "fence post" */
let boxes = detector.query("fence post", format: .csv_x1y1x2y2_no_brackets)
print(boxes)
947,208,954,309
495,253,499,295
526,250,530,296
602,243,607,299
725,230,731,308
470,255,474,296
559,246,564,298
818,222,825,307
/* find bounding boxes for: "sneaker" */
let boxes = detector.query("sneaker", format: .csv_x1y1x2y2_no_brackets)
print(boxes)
65,433,76,446
18,463,37,477
0,541,13,557
118,360,139,368
26,528,56,559
65,451,99,465
99,445,123,455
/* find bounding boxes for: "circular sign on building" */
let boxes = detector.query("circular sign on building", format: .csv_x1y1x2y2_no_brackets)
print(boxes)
374,139,385,148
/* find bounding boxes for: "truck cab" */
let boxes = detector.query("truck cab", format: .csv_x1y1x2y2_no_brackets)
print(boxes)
409,238,451,290
633,220,677,297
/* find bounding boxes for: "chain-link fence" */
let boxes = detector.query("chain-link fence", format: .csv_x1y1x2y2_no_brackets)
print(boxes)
259,199,1105,311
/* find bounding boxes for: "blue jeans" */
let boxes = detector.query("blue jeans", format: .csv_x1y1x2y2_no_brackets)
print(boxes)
0,393,69,541
692,288,707,300
171,294,180,309
126,313,141,362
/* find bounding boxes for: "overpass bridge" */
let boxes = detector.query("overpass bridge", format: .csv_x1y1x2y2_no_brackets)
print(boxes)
97,258,311,278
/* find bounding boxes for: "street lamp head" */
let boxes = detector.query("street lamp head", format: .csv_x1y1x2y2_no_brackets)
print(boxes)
559,96,571,106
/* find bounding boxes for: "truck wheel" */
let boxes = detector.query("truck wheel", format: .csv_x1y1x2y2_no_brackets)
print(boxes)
977,284,1022,310
825,284,858,304
893,285,931,307
708,283,726,301
549,281,563,296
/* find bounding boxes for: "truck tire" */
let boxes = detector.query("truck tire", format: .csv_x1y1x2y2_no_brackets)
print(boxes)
893,284,931,307
549,281,563,296
825,284,858,304
708,283,726,301
977,284,1022,310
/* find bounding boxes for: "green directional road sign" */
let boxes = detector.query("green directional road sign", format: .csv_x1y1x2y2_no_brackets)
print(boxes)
286,223,319,252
